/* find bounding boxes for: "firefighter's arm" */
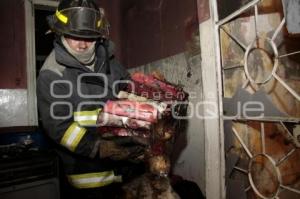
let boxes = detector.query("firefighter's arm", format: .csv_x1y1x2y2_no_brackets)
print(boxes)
37,71,100,158
37,71,147,159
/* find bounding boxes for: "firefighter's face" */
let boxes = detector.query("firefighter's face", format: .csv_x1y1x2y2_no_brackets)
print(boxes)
65,36,95,53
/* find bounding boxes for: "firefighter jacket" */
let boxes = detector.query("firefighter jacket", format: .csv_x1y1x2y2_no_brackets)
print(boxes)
37,38,130,189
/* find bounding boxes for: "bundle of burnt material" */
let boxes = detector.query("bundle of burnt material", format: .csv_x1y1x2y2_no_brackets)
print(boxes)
97,72,189,178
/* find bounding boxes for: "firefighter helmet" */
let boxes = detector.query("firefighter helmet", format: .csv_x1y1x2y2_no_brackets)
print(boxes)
47,0,109,39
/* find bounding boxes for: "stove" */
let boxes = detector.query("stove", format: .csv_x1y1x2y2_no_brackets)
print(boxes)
0,134,60,199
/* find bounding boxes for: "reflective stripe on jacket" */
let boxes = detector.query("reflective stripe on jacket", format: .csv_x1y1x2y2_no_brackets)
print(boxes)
68,171,122,189
74,109,102,126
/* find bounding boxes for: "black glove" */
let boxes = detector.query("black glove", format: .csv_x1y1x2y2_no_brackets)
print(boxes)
99,136,149,161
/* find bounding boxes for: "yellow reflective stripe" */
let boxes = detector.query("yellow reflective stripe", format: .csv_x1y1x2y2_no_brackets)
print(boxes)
76,120,97,126
97,19,102,27
60,122,86,152
67,171,122,189
74,109,101,126
56,10,68,24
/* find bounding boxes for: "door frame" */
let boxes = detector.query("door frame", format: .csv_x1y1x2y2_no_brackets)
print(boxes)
24,0,58,126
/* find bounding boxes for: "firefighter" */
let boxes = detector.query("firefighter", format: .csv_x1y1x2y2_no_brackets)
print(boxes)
37,0,147,198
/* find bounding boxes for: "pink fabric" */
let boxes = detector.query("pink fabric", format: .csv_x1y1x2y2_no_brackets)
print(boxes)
130,72,188,101
127,81,188,101
103,100,158,123
97,112,152,130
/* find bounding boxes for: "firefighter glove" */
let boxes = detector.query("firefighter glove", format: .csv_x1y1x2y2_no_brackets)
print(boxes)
98,136,149,161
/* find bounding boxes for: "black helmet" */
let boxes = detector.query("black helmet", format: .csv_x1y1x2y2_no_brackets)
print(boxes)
47,0,109,39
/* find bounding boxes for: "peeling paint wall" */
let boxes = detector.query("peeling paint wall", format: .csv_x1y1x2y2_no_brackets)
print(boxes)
129,30,205,192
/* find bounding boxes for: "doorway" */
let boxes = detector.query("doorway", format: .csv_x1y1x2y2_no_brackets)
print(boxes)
25,0,58,126
34,6,55,76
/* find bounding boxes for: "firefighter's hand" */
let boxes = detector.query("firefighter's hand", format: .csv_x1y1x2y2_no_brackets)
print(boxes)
99,137,149,161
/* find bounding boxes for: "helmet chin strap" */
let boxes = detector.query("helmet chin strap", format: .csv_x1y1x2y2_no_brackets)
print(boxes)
61,36,96,67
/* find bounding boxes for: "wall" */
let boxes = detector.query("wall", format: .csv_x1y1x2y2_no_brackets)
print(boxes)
0,0,26,89
0,0,30,129
99,0,123,61
129,26,206,192
122,0,198,68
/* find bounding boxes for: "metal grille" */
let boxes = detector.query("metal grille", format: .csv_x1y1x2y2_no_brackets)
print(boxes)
219,1,300,102
214,0,300,198
231,121,300,198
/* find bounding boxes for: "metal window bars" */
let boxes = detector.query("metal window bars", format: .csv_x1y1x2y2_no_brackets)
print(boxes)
213,0,300,198
232,123,300,199
217,0,300,102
